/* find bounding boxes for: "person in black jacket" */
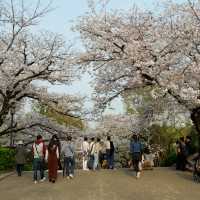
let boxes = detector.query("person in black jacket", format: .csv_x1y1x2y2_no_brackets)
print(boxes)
105,136,115,169
179,137,186,171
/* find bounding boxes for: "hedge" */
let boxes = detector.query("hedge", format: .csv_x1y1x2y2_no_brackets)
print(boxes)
160,150,177,167
0,147,16,171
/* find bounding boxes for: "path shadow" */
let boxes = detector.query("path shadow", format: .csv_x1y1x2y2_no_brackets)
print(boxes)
175,171,194,182
122,168,137,177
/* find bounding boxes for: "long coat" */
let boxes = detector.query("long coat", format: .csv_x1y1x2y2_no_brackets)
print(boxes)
15,146,26,164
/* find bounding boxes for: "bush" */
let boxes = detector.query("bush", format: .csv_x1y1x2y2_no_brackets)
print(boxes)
24,163,32,171
160,150,177,167
0,147,15,170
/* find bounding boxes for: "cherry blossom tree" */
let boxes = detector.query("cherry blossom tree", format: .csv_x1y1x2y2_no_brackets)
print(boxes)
0,0,79,136
75,0,200,135
0,91,85,137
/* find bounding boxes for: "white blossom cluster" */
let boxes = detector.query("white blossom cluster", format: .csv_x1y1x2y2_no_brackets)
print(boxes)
0,1,80,136
75,0,200,115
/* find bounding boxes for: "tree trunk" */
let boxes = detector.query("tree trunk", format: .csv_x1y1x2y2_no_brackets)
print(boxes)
191,107,200,149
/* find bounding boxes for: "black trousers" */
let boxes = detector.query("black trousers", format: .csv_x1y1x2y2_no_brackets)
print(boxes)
176,154,182,170
132,153,142,172
179,154,186,171
16,164,24,176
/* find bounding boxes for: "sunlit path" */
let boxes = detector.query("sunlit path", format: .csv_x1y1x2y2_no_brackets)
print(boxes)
0,168,199,200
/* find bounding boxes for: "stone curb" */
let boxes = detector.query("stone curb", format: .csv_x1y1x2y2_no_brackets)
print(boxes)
0,172,15,181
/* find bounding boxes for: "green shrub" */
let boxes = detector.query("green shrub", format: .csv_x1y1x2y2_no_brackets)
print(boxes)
24,163,32,171
0,147,15,170
0,147,35,171
160,150,177,167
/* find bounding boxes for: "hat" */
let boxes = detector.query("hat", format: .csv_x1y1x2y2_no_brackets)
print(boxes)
17,140,23,145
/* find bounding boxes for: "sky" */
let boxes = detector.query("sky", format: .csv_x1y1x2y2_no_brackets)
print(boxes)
28,0,186,122
35,0,156,36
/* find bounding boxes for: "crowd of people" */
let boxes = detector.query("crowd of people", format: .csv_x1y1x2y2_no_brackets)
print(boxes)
15,133,199,183
176,136,200,172
82,136,115,171
175,136,193,171
15,134,117,183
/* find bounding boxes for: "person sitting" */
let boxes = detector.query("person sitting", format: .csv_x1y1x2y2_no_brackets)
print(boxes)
143,147,154,170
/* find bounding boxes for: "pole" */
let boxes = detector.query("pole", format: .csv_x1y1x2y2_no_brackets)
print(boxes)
10,110,14,147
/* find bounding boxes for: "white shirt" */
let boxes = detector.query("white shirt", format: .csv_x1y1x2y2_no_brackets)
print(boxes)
94,142,101,154
32,142,45,159
105,140,110,149
89,141,95,155
81,141,90,153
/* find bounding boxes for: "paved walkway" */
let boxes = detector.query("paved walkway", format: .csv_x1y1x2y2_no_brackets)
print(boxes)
0,168,199,200
0,172,14,181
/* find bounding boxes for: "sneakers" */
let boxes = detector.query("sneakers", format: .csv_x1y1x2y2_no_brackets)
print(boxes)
69,174,74,179
66,176,70,180
136,172,141,179
40,177,46,182
34,177,46,184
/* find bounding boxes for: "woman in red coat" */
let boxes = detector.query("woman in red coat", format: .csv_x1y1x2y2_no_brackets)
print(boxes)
47,135,60,183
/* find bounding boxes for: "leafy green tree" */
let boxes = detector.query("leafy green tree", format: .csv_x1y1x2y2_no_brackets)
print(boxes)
33,102,85,130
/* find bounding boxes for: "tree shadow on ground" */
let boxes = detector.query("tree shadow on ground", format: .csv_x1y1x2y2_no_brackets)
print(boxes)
122,168,137,177
175,171,194,182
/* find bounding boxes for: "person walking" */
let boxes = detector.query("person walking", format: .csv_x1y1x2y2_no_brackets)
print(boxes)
175,140,182,170
81,136,90,171
93,138,101,170
105,136,115,169
179,137,186,171
15,141,26,176
99,141,106,168
47,135,60,183
130,134,143,179
53,134,62,170
62,136,75,179
32,135,46,184
87,137,95,170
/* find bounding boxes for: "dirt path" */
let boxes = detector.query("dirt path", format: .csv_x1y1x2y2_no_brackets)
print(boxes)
0,168,199,200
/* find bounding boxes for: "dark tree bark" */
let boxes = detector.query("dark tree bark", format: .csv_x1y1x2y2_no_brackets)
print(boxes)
191,107,200,149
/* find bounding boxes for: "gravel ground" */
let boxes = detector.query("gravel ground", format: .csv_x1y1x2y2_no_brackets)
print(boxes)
0,168,199,200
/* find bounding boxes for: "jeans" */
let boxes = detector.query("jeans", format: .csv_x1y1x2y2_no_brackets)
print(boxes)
16,164,24,176
33,158,44,181
93,153,99,170
64,157,75,176
106,150,114,169
132,153,142,172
